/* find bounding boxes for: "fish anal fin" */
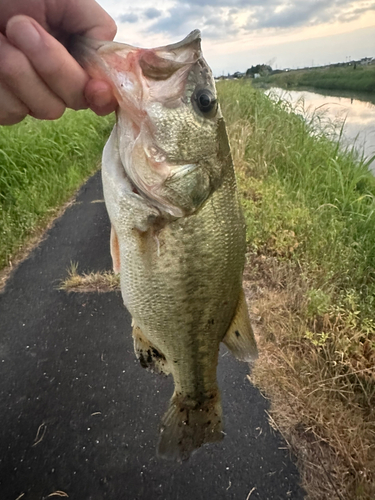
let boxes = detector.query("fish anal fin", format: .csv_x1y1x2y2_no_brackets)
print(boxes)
110,225,121,274
158,392,223,462
132,324,170,376
223,289,258,362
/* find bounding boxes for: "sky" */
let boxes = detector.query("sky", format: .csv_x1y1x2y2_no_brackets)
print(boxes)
96,0,375,75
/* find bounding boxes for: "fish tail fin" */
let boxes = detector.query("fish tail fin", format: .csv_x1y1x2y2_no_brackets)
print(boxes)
223,288,258,362
158,392,223,461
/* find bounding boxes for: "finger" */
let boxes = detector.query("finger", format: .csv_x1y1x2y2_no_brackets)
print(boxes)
0,0,47,33
0,81,29,126
0,32,65,120
6,15,89,111
59,0,117,40
84,79,117,116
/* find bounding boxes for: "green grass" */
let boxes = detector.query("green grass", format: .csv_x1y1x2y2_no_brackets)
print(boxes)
256,64,375,93
218,80,375,498
0,110,114,268
219,80,375,311
1,80,374,496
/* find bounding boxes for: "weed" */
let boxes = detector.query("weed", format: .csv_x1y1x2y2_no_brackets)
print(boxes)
0,110,114,269
255,65,375,94
219,80,375,499
59,262,120,293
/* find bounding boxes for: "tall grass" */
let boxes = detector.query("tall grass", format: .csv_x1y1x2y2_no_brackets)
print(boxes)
0,110,114,269
220,81,375,307
257,65,375,93
218,80,375,499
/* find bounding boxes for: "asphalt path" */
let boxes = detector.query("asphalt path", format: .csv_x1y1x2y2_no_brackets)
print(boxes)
0,172,305,500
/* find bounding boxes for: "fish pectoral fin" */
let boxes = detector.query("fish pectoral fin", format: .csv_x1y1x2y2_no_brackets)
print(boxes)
132,324,170,376
158,392,223,462
223,288,258,362
110,225,121,274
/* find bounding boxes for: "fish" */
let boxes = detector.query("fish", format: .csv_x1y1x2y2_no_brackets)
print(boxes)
72,30,258,461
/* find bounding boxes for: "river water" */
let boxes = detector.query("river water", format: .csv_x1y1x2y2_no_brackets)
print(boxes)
265,87,375,171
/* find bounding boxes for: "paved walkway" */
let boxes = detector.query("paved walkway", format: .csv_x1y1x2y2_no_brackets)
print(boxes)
0,173,305,500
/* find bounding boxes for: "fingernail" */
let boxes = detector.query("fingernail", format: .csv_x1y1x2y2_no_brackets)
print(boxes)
7,16,41,49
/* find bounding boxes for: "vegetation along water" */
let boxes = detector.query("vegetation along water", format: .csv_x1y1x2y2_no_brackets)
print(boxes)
255,63,375,94
1,80,374,497
218,80,375,500
266,87,375,172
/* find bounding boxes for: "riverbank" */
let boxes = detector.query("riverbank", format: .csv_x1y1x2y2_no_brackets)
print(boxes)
255,64,375,93
1,82,374,498
264,87,375,172
218,80,375,499
0,110,114,274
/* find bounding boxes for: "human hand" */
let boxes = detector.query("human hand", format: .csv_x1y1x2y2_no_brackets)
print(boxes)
0,0,117,125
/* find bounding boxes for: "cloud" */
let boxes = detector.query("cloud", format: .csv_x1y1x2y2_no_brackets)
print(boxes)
118,7,163,26
146,3,243,39
144,0,375,40
144,8,162,20
338,3,375,23
245,0,374,30
119,13,139,24
113,1,375,45
148,4,195,33
246,2,329,30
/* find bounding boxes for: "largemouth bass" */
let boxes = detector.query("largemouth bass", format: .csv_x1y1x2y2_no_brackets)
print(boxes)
73,30,258,461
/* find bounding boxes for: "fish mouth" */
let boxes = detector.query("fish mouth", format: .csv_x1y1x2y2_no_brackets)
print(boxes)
72,31,208,218
70,30,202,98
71,30,203,122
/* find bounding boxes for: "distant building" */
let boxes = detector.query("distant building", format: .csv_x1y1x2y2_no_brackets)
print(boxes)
360,57,375,65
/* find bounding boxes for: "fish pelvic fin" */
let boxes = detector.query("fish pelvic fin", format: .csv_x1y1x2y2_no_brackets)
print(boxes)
223,288,258,362
132,324,170,376
158,392,223,462
110,225,121,274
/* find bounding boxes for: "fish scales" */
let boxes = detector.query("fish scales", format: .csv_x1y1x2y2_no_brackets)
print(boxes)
116,160,245,393
72,30,258,461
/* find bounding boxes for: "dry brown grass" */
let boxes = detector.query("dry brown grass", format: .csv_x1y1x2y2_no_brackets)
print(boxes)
59,263,120,293
244,254,375,499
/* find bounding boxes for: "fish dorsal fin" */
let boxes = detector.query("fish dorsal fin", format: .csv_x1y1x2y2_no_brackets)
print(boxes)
223,289,258,362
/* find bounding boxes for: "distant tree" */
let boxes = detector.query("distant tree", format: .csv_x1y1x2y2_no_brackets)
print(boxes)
246,64,272,77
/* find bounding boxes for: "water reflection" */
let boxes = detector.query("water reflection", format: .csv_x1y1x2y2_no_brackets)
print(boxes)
266,87,375,171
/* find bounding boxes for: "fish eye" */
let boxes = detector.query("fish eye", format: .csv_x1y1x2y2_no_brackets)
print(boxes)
194,89,217,114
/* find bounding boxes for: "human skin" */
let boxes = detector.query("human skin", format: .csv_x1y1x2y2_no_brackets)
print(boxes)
0,0,118,125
